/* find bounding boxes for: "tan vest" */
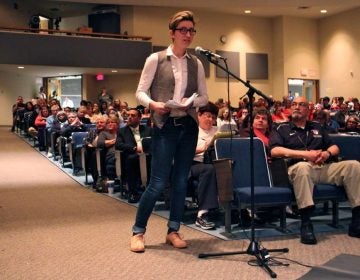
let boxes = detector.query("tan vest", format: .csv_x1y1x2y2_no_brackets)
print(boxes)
150,50,198,128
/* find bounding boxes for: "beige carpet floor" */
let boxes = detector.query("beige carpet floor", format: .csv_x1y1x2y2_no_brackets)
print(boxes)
1,126,360,280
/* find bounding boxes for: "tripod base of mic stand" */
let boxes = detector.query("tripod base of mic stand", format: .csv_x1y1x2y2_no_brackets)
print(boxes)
198,241,289,278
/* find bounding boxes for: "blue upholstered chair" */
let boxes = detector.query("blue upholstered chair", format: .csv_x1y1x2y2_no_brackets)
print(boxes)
330,134,360,161
312,134,359,226
68,131,88,174
214,137,293,234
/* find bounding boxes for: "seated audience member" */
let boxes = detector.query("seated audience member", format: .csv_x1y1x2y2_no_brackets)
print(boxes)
307,102,316,121
84,115,108,188
84,101,94,123
217,107,237,132
324,109,340,132
34,98,47,114
119,101,129,121
91,102,102,122
29,106,49,136
100,101,108,115
23,102,37,135
11,96,26,132
349,99,360,118
321,96,331,110
115,108,152,203
313,103,323,113
61,112,87,174
45,104,60,156
97,115,120,184
239,107,272,152
107,107,125,128
113,98,121,111
341,116,360,134
239,107,280,223
29,106,49,150
46,104,60,131
313,110,339,134
236,108,249,129
61,112,87,138
271,101,289,123
79,99,88,107
77,106,91,124
269,96,360,245
48,98,61,109
334,103,349,128
16,101,34,129
63,106,72,116
49,111,68,157
330,97,339,111
282,98,292,118
190,102,219,230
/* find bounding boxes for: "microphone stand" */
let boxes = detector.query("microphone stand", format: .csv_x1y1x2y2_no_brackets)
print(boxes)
198,56,288,278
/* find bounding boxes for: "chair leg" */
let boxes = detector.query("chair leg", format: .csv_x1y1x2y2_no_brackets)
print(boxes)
331,200,339,228
279,206,287,232
221,201,232,233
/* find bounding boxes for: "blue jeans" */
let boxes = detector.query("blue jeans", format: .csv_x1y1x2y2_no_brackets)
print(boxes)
132,116,198,234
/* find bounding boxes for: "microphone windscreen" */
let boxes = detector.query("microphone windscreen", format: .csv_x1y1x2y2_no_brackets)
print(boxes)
195,46,202,55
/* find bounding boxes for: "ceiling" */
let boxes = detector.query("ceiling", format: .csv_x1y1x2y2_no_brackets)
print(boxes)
3,0,360,78
33,0,360,19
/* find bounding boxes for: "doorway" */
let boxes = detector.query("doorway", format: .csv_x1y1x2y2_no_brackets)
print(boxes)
288,79,319,103
47,75,82,109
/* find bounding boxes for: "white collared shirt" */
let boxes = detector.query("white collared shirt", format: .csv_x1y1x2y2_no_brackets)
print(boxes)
130,125,142,149
136,45,208,113
193,126,218,162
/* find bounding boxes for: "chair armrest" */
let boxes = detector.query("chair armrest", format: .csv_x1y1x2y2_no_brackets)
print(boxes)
115,150,122,178
269,157,291,188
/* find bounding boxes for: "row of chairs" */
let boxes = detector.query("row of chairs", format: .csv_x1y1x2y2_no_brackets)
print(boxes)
15,117,359,234
213,135,360,234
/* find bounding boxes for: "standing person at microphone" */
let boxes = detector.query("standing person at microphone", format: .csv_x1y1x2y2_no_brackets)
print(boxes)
131,10,208,253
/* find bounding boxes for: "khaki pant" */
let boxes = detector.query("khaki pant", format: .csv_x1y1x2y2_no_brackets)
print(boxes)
288,160,360,209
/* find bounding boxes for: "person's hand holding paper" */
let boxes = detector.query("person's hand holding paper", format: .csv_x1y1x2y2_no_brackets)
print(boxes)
165,93,198,111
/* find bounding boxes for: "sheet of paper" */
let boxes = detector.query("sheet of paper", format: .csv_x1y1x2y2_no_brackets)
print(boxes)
165,93,198,109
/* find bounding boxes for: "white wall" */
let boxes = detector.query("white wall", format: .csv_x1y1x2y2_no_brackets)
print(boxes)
0,71,39,126
319,8,360,99
131,7,274,105
1,5,359,125
0,1,30,28
84,73,141,107
61,15,88,31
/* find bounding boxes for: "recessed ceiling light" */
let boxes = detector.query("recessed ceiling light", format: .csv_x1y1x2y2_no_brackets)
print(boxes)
111,70,118,73
17,66,24,69
320,9,328,14
244,10,251,14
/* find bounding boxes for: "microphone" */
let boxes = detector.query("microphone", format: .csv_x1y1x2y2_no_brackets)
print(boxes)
195,46,223,59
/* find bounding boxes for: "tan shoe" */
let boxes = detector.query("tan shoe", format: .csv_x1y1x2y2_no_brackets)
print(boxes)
165,232,187,249
130,233,145,253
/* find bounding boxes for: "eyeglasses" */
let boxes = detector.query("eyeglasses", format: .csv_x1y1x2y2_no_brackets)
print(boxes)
174,27,196,35
291,102,308,108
